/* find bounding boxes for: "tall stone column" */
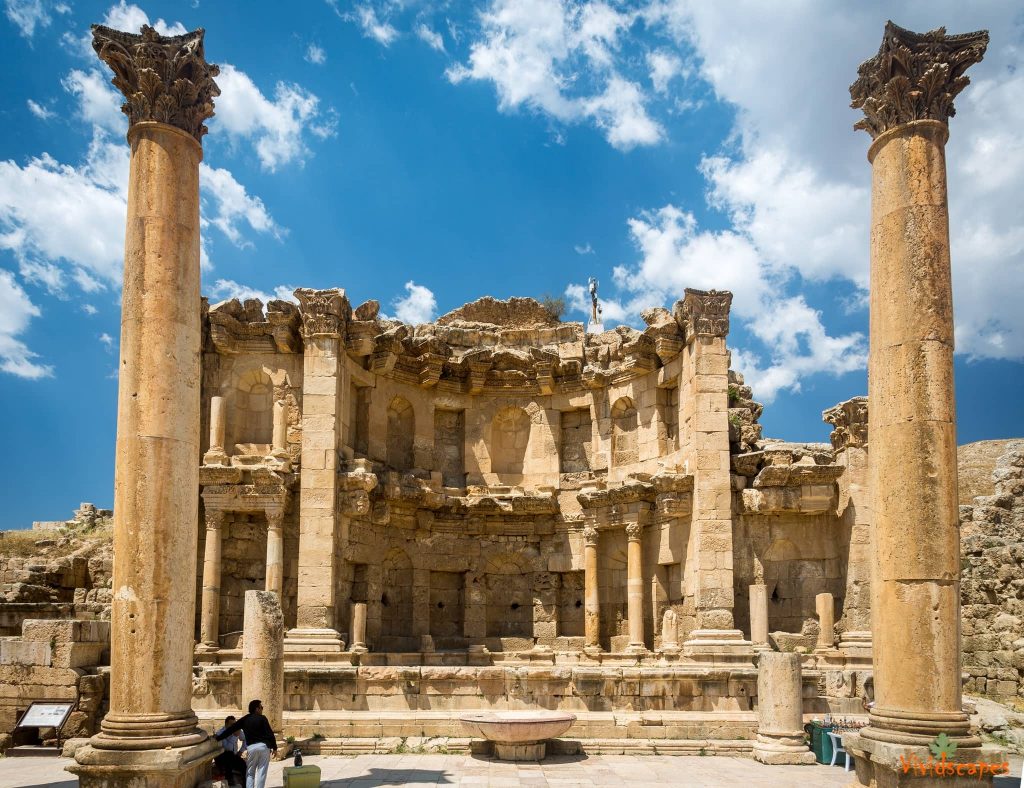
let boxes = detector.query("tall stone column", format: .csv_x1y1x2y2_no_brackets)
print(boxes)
71,23,222,786
625,522,646,653
286,288,348,652
676,290,751,659
845,22,991,785
265,508,284,599
198,510,225,652
583,526,601,655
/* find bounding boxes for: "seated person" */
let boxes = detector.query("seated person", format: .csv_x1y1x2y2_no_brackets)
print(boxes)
214,714,246,787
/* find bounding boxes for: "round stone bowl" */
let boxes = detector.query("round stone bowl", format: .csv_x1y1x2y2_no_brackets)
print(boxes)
459,711,577,761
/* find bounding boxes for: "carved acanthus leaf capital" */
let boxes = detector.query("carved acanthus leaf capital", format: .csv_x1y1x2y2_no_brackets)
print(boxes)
91,24,220,142
850,21,988,139
204,509,226,530
295,288,348,340
674,289,732,342
583,526,599,547
822,395,868,452
624,522,643,542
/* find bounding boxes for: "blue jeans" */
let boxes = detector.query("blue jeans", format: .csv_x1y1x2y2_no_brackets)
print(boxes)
245,742,271,788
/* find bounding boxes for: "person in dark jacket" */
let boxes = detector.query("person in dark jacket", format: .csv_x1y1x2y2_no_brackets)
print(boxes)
216,699,278,788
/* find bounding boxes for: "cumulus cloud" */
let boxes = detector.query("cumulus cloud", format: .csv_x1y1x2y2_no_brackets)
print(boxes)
4,0,68,38
100,1,186,36
208,279,297,305
392,281,437,325
62,69,125,134
0,269,51,378
214,64,337,172
446,0,663,151
200,165,283,248
305,43,326,65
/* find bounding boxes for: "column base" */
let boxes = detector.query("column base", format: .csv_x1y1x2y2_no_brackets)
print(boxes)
752,731,816,766
752,642,772,653
494,741,546,761
844,732,1007,787
583,645,603,659
624,643,648,656
284,628,345,653
838,630,872,652
863,707,978,747
683,629,755,665
68,735,220,788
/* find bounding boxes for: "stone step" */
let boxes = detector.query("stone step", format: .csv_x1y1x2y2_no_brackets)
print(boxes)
5,745,61,757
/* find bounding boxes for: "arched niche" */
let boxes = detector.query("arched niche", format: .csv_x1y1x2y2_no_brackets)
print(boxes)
611,396,639,467
491,406,531,475
386,396,415,471
229,367,275,451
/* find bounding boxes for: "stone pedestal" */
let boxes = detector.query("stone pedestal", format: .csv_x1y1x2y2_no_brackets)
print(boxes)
495,741,546,761
845,734,1008,788
753,652,815,765
848,21,991,786
70,22,222,787
242,591,284,732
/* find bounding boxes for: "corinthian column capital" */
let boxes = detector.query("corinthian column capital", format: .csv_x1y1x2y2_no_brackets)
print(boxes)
91,24,221,142
850,21,988,139
674,288,732,343
295,288,349,340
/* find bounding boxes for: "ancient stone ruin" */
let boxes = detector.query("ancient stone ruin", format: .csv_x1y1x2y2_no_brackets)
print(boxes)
0,15,1013,788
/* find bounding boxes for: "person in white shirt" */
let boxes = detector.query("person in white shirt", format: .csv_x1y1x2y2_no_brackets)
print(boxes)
214,714,247,787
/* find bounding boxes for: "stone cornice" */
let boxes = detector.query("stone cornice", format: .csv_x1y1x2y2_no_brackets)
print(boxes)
850,21,988,139
822,396,868,452
91,24,220,142
295,288,350,340
674,289,732,342
206,297,301,354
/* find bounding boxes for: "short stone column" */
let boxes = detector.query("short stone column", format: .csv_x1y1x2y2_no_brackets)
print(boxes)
753,652,815,765
850,22,988,753
271,398,288,458
242,591,284,733
70,23,222,786
749,584,770,651
350,602,368,654
625,522,646,653
583,526,601,654
198,510,226,652
815,593,835,651
265,509,284,599
203,395,227,465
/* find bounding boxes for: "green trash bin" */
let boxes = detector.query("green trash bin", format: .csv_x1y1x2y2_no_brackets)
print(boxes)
283,764,321,787
805,722,835,765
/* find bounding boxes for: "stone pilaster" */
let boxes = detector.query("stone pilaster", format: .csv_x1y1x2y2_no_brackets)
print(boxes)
70,23,222,786
823,397,872,650
286,288,348,652
625,522,646,653
583,526,601,655
197,509,225,652
265,508,284,599
845,22,995,787
676,289,750,659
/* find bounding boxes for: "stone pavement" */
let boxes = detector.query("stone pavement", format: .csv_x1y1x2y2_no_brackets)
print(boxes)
2,753,1022,787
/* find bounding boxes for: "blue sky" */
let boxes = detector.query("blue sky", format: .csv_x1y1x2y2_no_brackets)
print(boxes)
1,1,1023,529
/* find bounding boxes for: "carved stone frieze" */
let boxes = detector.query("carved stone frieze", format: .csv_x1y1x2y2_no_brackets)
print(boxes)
850,21,988,139
295,288,348,340
823,396,869,452
675,289,732,341
91,24,220,141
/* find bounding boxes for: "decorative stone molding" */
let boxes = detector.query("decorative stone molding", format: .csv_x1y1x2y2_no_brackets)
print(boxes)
207,298,301,355
674,289,732,342
823,396,868,452
204,509,226,530
624,522,643,542
582,526,599,547
850,21,989,139
91,25,220,142
295,288,348,340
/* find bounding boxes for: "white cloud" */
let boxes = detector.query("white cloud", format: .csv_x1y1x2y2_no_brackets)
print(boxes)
574,242,594,255
213,64,336,172
4,0,67,38
646,50,684,94
208,279,297,305
101,1,186,36
0,269,51,379
392,281,436,325
26,99,53,120
305,43,326,65
62,69,126,134
447,0,663,150
354,4,398,46
99,332,115,351
200,165,282,248
416,23,445,53
82,303,98,315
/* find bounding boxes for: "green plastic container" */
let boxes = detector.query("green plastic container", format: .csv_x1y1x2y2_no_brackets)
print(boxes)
283,764,321,788
806,722,835,764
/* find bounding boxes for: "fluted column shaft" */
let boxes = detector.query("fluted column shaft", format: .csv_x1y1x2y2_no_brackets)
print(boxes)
583,527,600,652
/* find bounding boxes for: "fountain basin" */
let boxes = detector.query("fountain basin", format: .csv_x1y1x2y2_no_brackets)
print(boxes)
458,711,577,761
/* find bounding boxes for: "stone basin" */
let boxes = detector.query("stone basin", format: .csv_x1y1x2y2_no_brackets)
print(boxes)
458,711,577,761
